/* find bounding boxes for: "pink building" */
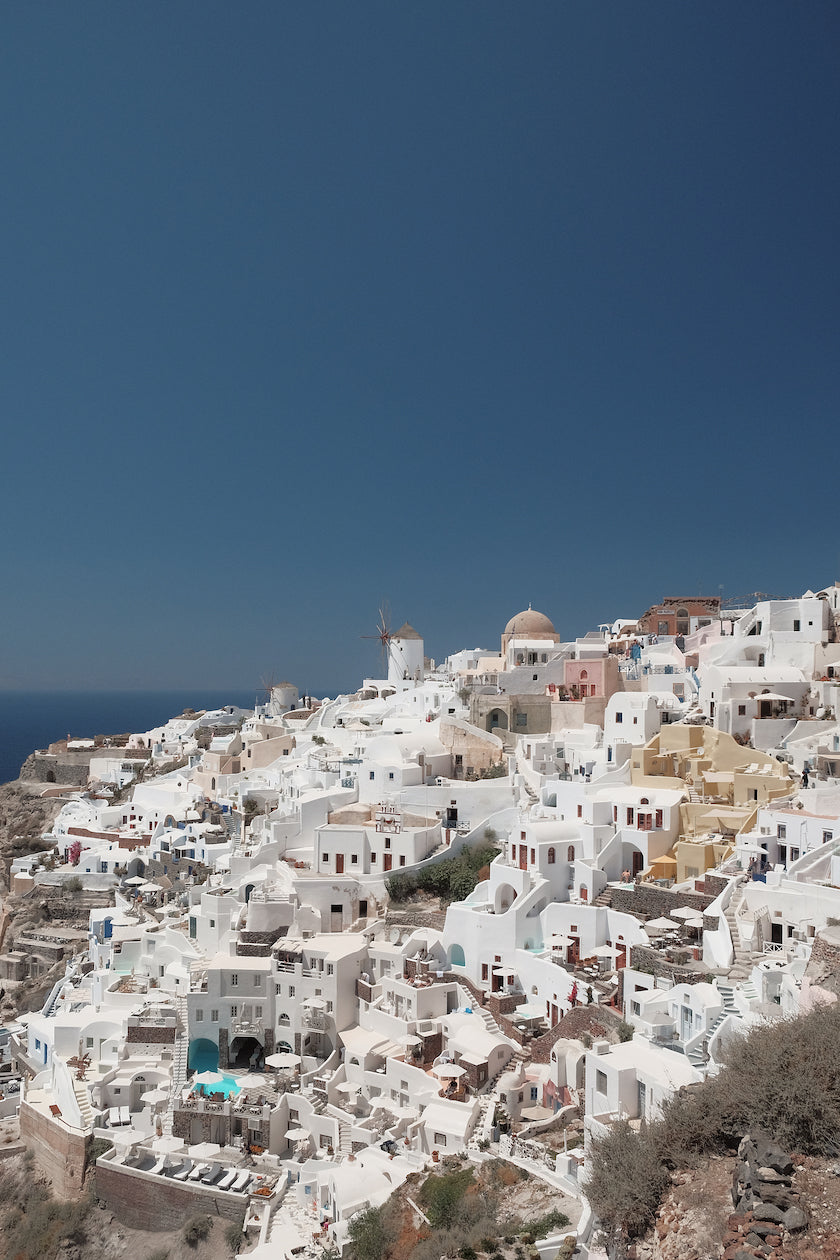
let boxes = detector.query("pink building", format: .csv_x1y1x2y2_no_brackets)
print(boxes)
563,656,620,700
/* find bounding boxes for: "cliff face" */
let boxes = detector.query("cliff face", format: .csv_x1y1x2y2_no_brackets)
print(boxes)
0,782,62,892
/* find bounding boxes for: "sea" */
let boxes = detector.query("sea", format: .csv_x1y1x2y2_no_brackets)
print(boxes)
0,690,260,787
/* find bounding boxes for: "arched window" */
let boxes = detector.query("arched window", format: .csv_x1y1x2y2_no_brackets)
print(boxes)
640,797,649,805
567,844,575,862
547,848,555,864
580,669,588,681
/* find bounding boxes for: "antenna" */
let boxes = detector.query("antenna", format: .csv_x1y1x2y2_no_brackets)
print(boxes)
361,603,393,676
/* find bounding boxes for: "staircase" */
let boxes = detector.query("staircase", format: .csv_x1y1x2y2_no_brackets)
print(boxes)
724,887,754,981
594,888,614,909
72,1077,95,1129
685,985,738,1069
338,1120,352,1155
162,993,190,1138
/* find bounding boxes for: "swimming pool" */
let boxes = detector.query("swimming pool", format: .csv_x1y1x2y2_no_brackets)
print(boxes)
195,1075,242,1099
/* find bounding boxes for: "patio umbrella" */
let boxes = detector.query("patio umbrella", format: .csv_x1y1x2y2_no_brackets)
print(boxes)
139,881,163,893
645,916,679,931
192,1070,225,1089
671,907,700,920
188,1141,222,1159
265,1052,301,1070
284,1127,310,1143
141,1086,170,1106
686,916,704,930
124,876,146,886
432,1063,465,1079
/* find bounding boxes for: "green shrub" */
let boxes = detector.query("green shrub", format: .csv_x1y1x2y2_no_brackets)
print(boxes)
419,1167,475,1228
616,1020,634,1043
183,1215,213,1247
348,1206,387,1260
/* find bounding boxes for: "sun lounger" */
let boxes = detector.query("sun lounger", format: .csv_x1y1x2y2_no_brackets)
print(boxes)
230,1169,251,1192
109,1107,120,1126
201,1162,222,1184
171,1160,192,1181
187,1162,209,1182
217,1168,237,1190
150,1156,168,1176
119,1106,130,1125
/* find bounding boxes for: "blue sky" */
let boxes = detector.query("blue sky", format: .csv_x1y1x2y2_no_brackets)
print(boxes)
0,3,837,694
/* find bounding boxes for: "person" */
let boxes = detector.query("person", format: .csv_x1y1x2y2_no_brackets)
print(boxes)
802,767,810,788
621,869,631,883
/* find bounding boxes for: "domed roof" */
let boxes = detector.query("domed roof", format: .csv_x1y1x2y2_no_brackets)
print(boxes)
503,606,556,638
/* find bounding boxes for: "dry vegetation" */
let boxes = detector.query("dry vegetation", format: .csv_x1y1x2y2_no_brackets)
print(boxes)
348,1158,575,1260
586,1002,840,1250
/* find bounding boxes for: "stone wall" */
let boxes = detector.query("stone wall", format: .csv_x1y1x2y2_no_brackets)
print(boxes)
95,1160,247,1231
629,945,710,985
19,1100,87,1198
126,1025,176,1044
608,883,714,918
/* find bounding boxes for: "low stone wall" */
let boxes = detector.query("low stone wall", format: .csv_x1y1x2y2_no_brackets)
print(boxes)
609,883,714,918
95,1160,247,1231
629,945,710,984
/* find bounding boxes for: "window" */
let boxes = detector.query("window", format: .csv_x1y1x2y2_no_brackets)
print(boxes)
778,825,786,840
567,844,575,862
211,1008,218,1022
389,772,394,780
455,755,463,766
385,838,391,849
289,985,295,997
230,1005,238,1017
195,1009,204,1022
275,984,282,995
824,831,833,844
615,712,623,724
793,620,800,632
327,1001,334,1013
533,674,538,681
86,1036,94,1049
596,1070,607,1095
371,853,377,862
433,1133,447,1147
369,771,375,780
516,713,527,727
655,809,663,828
738,705,746,716
577,804,582,818
231,973,239,987
255,1005,263,1019
327,964,334,976
399,855,405,866
481,963,489,981
547,848,555,864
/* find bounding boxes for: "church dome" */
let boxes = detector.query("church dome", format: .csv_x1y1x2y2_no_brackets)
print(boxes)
503,607,556,638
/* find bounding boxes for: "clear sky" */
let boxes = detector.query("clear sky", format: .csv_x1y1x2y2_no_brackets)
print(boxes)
0,3,837,694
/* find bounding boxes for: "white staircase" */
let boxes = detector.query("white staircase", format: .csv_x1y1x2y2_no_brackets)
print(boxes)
162,993,190,1138
72,1077,95,1129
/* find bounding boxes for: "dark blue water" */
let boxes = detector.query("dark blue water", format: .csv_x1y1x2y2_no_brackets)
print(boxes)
0,690,259,786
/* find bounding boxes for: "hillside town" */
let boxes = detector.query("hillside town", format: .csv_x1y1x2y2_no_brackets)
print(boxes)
5,589,840,1258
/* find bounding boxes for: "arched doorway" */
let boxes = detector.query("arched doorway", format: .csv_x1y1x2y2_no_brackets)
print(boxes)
493,883,517,914
487,709,508,732
449,943,465,968
229,1035,263,1070
188,1037,219,1073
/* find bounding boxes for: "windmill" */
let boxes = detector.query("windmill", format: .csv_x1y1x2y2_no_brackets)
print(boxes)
362,604,393,678
256,670,278,711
